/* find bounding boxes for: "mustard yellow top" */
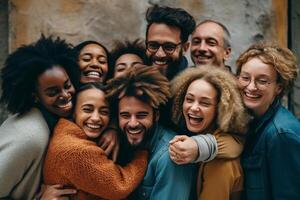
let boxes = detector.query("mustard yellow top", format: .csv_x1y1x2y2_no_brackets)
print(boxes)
197,129,243,200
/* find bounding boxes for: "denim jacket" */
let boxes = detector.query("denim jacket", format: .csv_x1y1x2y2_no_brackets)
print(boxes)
131,125,197,200
242,99,300,200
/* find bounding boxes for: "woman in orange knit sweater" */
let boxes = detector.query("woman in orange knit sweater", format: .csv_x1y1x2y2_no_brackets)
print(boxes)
43,83,148,199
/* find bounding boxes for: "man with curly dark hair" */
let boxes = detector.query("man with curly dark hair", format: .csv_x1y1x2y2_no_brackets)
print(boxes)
107,65,197,199
145,5,195,80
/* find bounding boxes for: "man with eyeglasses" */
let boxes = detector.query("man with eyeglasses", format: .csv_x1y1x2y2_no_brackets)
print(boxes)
191,20,232,71
145,5,196,80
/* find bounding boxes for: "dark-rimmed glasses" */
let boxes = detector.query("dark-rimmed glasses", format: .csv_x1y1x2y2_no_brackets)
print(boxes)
146,41,181,55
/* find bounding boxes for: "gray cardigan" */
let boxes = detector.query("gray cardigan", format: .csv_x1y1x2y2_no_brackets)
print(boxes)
0,108,50,199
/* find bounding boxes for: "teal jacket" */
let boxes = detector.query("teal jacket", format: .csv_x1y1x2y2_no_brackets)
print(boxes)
242,99,300,200
132,125,197,200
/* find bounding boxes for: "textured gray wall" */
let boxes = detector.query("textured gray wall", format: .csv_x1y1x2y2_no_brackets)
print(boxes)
8,0,282,70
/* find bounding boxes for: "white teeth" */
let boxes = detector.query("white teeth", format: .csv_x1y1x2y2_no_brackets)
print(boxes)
245,92,260,99
188,114,202,119
154,61,167,65
57,101,72,108
87,71,101,78
86,124,101,129
128,129,142,135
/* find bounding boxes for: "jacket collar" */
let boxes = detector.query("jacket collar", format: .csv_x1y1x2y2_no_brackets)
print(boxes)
251,98,280,134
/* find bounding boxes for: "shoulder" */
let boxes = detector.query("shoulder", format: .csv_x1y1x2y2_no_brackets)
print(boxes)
0,108,50,154
272,106,300,133
264,106,300,144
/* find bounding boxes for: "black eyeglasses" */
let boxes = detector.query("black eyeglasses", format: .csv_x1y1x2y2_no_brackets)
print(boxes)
146,41,181,55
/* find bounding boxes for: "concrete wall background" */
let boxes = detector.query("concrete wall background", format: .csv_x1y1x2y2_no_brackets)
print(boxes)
8,0,286,69
1,0,298,123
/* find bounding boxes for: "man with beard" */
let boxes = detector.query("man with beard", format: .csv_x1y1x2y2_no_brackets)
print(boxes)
190,20,232,70
107,65,197,199
145,5,195,80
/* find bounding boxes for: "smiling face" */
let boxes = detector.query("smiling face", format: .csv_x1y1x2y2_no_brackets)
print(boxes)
74,88,110,139
78,43,108,83
114,53,143,78
146,23,186,77
183,79,218,134
36,66,75,117
237,57,282,117
118,96,156,147
191,22,231,68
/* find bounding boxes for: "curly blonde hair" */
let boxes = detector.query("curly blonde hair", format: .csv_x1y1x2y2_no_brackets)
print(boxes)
106,64,170,109
171,66,249,135
236,43,299,98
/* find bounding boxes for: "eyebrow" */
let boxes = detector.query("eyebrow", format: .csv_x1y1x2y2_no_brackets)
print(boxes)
81,53,107,58
44,78,70,92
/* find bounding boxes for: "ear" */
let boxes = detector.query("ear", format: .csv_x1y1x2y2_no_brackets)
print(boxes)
223,47,231,61
276,83,283,96
182,42,190,53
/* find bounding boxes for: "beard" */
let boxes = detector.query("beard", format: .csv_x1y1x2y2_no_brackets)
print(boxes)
149,50,183,80
117,124,156,165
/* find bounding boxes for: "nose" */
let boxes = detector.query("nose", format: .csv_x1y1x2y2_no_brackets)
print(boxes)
128,116,139,128
198,41,208,51
90,111,101,122
60,89,71,99
247,79,258,91
155,46,167,57
90,58,100,68
190,102,200,112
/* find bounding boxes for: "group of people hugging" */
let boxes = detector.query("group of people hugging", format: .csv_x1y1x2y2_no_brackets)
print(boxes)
0,4,300,200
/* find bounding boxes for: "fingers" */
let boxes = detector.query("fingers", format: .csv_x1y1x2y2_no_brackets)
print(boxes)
112,143,120,162
104,140,115,156
56,188,77,195
99,138,110,151
51,184,64,189
169,135,188,144
169,148,187,164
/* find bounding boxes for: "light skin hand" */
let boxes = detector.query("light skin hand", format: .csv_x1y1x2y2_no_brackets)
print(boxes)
98,128,120,162
169,135,199,165
40,184,77,200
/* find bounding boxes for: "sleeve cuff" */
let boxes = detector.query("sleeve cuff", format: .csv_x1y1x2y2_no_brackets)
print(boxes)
191,134,218,163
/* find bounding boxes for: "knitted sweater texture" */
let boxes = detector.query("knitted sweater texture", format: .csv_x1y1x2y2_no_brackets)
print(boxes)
43,118,148,200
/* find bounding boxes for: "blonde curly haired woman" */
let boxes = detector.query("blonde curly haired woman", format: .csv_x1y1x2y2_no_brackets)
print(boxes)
169,66,249,200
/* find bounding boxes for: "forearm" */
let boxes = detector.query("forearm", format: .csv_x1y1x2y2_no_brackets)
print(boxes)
191,134,217,163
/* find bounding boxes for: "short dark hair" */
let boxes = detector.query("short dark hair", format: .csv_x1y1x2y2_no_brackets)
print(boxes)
1,35,80,115
73,40,111,77
145,5,196,43
108,39,149,79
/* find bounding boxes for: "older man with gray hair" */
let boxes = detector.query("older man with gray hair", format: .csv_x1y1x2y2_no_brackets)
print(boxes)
190,19,232,70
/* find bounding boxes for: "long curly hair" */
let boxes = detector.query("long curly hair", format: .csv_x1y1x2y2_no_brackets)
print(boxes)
236,43,298,98
171,66,249,135
106,64,170,109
